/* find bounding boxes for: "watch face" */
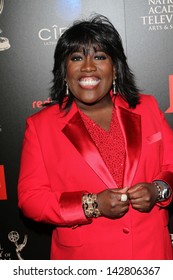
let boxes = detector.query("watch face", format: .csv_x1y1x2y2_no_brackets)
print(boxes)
162,187,170,199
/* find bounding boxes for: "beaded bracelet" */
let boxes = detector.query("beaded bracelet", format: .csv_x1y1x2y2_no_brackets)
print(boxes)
82,193,101,218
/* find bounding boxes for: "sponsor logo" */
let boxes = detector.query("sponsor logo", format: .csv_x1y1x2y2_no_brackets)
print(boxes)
0,165,7,200
38,25,67,46
165,75,173,113
32,97,51,109
140,0,173,31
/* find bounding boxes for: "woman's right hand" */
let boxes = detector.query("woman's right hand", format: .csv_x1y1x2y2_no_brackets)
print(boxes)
96,187,129,219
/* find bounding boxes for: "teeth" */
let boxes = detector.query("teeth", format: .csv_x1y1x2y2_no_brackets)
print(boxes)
79,78,99,86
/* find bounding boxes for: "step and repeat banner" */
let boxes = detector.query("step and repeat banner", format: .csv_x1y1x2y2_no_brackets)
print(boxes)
0,0,173,260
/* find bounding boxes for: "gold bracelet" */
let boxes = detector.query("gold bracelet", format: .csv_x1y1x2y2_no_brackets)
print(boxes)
82,193,101,218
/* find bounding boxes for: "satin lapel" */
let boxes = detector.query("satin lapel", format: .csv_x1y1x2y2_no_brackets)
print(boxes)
62,111,117,189
116,106,141,187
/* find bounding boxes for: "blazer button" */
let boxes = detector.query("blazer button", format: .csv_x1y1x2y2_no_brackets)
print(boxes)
123,227,130,234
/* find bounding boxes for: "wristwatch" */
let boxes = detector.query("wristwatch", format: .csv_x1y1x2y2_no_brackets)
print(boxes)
153,180,172,202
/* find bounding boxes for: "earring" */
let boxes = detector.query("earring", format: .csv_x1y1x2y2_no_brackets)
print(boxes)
112,80,117,95
65,82,69,96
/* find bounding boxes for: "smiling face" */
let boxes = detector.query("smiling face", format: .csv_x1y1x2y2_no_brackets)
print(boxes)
65,45,116,111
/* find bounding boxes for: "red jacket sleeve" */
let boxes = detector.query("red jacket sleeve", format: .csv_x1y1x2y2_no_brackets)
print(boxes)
150,96,173,207
18,117,90,226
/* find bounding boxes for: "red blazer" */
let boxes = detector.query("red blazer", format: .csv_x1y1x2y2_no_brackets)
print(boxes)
18,94,173,259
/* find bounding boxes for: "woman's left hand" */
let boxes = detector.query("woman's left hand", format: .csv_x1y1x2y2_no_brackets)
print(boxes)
127,183,158,212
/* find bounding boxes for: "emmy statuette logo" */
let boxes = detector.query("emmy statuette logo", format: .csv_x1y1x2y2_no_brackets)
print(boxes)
8,231,28,260
0,0,10,51
0,231,28,259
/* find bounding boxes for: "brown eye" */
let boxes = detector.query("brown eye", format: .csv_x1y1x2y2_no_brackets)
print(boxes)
70,54,83,61
94,55,107,60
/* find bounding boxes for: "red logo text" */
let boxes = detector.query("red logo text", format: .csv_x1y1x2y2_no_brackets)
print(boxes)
0,165,7,200
165,75,173,113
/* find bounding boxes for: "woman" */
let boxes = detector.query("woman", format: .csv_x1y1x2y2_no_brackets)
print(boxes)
18,14,173,259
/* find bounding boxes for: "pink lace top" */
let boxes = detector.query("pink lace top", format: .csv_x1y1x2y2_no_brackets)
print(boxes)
79,108,126,188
